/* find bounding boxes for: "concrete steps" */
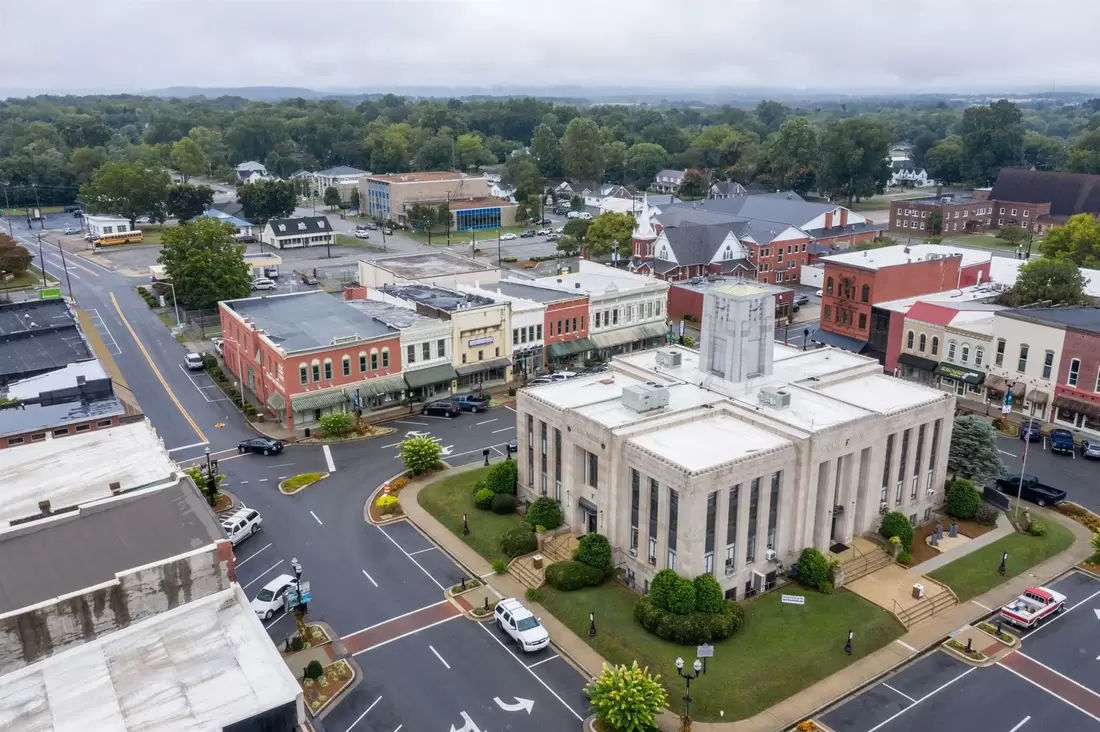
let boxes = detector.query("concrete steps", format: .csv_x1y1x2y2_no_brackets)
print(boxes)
895,585,958,628
542,533,578,564
507,557,544,590
839,545,893,584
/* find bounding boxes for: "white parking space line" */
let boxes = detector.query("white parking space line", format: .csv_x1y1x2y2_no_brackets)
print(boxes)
997,449,1017,457
45,255,82,278
429,644,451,669
85,308,122,355
323,445,336,472
865,668,974,732
264,610,292,629
492,426,516,433
476,418,498,426
393,420,428,426
269,462,294,468
258,478,268,483
310,510,324,525
236,542,272,568
241,560,284,590
477,622,583,722
376,525,446,591
997,662,1100,724
1023,585,1100,638
894,639,917,652
177,364,229,402
381,441,403,448
971,599,992,611
491,446,506,457
526,655,559,669
1008,715,1031,732
361,569,379,588
167,440,210,454
407,547,437,556
391,726,403,732
881,682,917,703
345,695,383,732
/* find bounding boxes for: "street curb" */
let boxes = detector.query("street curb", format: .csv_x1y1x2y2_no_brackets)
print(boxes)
296,425,397,446
364,468,411,526
278,472,330,495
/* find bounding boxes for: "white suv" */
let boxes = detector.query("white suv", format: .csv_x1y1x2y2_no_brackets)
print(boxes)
494,598,550,652
251,574,296,620
221,506,262,545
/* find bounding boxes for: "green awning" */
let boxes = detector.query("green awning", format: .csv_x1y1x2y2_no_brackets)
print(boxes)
404,363,458,389
346,373,407,397
455,357,511,377
265,391,286,411
290,389,347,412
548,337,594,359
934,362,984,385
589,321,667,349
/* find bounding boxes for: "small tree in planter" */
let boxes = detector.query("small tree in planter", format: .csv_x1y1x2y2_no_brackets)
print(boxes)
400,435,443,475
319,411,354,438
585,661,667,732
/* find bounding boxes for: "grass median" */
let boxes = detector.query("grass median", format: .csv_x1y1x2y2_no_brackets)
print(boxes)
927,519,1075,601
538,582,902,721
417,465,526,565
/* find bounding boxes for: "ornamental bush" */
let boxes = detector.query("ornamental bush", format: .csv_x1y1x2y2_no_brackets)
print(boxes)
633,597,744,645
945,478,981,520
880,511,914,552
797,547,832,593
525,497,563,530
975,502,1000,526
667,576,696,615
649,569,679,612
400,435,442,475
304,660,323,680
545,560,604,591
694,574,725,614
485,459,518,495
319,411,354,438
474,487,495,510
585,662,668,732
490,492,516,514
1027,517,1048,537
575,532,612,575
500,524,538,558
375,494,400,515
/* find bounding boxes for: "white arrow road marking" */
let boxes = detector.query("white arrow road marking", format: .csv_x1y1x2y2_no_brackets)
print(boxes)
493,696,534,714
449,711,483,732
1094,608,1100,620
405,430,429,438
440,445,455,456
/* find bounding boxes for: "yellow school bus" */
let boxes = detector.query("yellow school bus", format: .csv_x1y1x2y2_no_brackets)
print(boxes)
95,230,144,246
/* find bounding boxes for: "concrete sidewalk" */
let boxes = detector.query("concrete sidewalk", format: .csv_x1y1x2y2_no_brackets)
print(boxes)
908,513,1013,575
399,461,1097,732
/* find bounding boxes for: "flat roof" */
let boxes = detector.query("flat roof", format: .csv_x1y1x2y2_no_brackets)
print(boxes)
818,373,949,413
4,359,107,398
723,379,872,432
343,298,436,328
382,284,495,312
0,585,301,730
224,291,396,353
999,306,1100,335
365,251,497,279
449,197,516,210
898,194,983,204
0,480,223,614
770,346,878,384
533,261,667,297
483,280,584,304
0,300,91,384
523,372,636,410
0,395,124,438
368,171,471,183
874,283,1004,314
576,382,723,429
629,414,792,473
0,419,179,526
823,243,990,271
671,278,791,298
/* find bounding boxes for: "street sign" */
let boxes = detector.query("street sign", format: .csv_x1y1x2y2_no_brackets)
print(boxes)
39,287,61,299
299,580,312,605
696,643,714,659
1001,403,1012,414
781,594,806,606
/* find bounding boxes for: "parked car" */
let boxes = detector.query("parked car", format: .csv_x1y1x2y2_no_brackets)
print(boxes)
545,233,559,241
363,222,378,230
494,598,550,652
538,218,552,225
251,278,277,291
184,353,204,371
83,232,93,241
1082,438,1100,459
237,437,284,456
577,211,592,220
355,230,371,239
135,215,152,224
815,289,823,297
520,230,536,238
72,209,83,218
567,211,582,219
994,473,1066,507
211,337,224,356
1000,586,1065,629
299,272,320,285
422,400,461,417
382,227,393,235
549,371,577,381
1049,428,1075,455
582,364,609,374
220,506,262,546
251,574,296,620
528,376,553,386
553,226,564,233
500,232,518,241
794,294,810,306
1019,419,1043,442
453,394,490,412
63,226,78,235
536,228,552,236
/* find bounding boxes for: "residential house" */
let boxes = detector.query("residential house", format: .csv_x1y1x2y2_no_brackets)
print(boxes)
195,207,255,240
709,180,747,199
313,165,369,202
261,216,334,249
235,160,269,182
652,169,685,193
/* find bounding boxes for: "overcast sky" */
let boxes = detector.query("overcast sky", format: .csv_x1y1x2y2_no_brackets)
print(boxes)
2,0,1099,95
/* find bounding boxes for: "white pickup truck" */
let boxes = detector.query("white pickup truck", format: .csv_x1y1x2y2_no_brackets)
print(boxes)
1000,586,1066,628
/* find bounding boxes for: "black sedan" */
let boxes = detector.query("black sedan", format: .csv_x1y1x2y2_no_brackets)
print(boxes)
238,437,284,455
422,400,461,417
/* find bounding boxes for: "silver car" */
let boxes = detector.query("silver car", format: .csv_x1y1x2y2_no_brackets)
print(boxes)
1082,439,1100,460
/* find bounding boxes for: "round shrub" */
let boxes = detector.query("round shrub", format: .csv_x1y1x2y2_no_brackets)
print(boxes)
897,550,913,565
946,478,981,520
880,511,914,552
694,574,724,614
975,503,1000,526
1028,517,1048,537
649,569,679,612
304,660,323,680
575,533,612,575
667,576,696,615
525,497,564,530
490,492,516,514
797,547,831,593
474,487,494,510
544,560,604,591
485,460,518,495
500,524,538,558
633,597,744,645
375,494,400,515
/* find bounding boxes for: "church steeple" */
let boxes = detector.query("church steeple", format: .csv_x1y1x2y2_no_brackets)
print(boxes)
633,194,657,242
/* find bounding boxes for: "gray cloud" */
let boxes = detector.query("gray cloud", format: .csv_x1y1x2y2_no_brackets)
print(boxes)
1,0,1098,94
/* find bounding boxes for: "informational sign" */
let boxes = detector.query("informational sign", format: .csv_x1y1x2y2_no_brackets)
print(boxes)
299,580,312,605
696,643,715,659
39,287,62,299
781,594,806,606
468,335,494,347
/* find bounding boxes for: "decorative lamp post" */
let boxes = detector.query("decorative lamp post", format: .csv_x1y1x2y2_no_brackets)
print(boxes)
675,656,703,732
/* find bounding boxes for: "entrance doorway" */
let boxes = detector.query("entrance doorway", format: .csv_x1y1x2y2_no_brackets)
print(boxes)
581,507,597,534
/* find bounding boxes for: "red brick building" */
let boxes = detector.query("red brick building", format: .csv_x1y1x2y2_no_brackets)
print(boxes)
667,278,793,327
466,280,592,368
1045,311,1100,434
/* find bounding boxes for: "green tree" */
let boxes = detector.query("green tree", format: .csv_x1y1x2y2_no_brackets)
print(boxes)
1065,128,1100,174
818,118,892,204
364,121,412,172
169,137,208,183
188,126,228,172
763,117,819,194
601,140,628,183
455,132,495,169
563,218,591,241
928,209,943,236
575,532,611,575
947,414,1003,483
407,203,437,234
157,218,251,309
349,187,360,211
323,185,342,209
69,146,107,184
585,211,635,258
531,123,562,178
879,511,914,552
555,234,580,256
236,179,298,225
797,547,832,593
319,411,354,438
80,161,171,225
166,184,214,222
1022,131,1066,171
996,225,1028,248
400,435,442,475
945,478,981,519
623,142,669,189
184,465,225,508
0,234,32,276
755,99,791,132
585,662,668,732
957,100,1024,184
561,117,604,181
924,135,966,185
1039,213,1100,269
676,168,709,199
502,153,540,201
1008,258,1087,306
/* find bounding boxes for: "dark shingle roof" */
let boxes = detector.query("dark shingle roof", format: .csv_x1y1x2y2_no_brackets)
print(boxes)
660,222,748,266
999,306,1100,335
267,216,331,237
989,169,1100,217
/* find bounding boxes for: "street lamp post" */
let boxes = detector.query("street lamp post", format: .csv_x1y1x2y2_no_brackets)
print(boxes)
290,556,307,640
1009,380,1038,515
675,657,703,732
163,280,182,327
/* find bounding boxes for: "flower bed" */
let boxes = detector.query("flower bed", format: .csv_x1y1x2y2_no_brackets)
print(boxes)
301,658,355,715
977,622,1016,645
368,473,411,522
448,578,482,595
945,638,986,661
1056,501,1100,533
300,425,395,443
279,472,326,495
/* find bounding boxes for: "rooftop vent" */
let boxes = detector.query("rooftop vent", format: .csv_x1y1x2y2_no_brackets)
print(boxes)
757,386,791,409
655,350,682,369
622,382,669,413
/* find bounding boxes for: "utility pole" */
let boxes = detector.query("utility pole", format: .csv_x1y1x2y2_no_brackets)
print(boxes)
0,182,12,237
36,234,46,287
32,184,42,229
56,239,74,302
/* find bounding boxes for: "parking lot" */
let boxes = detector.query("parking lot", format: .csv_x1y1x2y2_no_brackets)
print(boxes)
820,570,1100,731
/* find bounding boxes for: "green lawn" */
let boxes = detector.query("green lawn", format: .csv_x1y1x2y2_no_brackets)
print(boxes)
406,224,531,246
538,583,903,721
333,232,385,250
928,521,1075,601
899,231,1026,253
417,466,526,565
1,266,55,290
4,205,64,216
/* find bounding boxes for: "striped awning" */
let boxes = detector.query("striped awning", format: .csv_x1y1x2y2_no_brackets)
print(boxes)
265,391,286,411
290,389,347,412
346,373,407,398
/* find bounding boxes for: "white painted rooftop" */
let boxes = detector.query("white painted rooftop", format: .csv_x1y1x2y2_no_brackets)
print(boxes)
0,419,177,525
533,260,667,298
818,373,948,413
629,414,792,473
4,359,108,398
575,382,722,428
875,283,1004,314
723,380,871,432
990,256,1100,297
523,372,640,410
770,346,878,384
0,585,302,731
823,243,991,271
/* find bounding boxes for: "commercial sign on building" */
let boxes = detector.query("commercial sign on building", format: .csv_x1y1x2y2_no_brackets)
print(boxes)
933,362,984,385
468,335,494,347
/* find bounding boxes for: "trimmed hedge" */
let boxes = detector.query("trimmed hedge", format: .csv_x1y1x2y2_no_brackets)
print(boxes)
975,503,1000,526
575,533,612,575
649,569,679,612
500,524,538,558
525,497,563,530
946,478,981,520
490,493,516,514
634,597,745,645
880,511,914,552
545,560,604,591
797,547,832,593
485,460,518,495
668,576,696,615
693,574,724,614
474,487,494,510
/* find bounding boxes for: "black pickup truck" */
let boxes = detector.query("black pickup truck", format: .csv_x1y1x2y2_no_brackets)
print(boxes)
994,473,1067,507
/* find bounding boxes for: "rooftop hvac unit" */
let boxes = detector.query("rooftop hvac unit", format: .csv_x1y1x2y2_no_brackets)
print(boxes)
757,386,791,409
622,382,669,413
655,350,682,369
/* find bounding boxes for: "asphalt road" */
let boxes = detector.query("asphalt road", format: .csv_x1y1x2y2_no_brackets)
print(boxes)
820,570,1100,731
993,432,1100,514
